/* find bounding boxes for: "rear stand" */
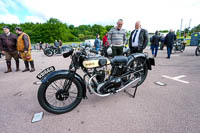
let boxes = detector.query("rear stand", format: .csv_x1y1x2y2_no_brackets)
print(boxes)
124,84,138,98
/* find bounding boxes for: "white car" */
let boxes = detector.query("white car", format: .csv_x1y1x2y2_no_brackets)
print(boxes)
84,39,95,47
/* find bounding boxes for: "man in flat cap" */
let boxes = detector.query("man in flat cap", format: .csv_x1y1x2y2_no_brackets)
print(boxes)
15,27,35,72
0,26,20,73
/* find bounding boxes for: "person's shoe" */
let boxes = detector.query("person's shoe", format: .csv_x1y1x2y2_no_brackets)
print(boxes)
16,68,20,72
4,69,12,73
30,68,35,72
22,68,30,72
166,57,170,59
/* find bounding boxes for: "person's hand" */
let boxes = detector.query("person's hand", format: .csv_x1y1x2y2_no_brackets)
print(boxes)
2,51,5,54
24,50,28,53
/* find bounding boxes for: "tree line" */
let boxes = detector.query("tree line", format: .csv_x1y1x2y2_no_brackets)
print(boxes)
1,18,199,43
0,18,114,43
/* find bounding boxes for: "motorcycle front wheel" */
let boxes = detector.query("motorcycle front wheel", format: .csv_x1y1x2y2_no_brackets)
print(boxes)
45,49,54,57
195,47,200,56
37,75,83,114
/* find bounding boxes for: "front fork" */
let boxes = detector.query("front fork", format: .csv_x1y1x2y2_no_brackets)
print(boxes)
63,70,76,92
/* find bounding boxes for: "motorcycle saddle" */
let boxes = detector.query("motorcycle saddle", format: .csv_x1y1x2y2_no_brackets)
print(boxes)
111,56,128,65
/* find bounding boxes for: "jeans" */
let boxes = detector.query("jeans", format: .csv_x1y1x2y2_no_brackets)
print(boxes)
167,46,173,58
95,47,100,52
151,45,159,57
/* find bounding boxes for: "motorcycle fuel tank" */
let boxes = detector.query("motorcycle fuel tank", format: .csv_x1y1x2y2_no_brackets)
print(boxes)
83,58,110,68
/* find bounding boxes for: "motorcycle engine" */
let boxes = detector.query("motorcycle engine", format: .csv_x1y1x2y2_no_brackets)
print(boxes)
97,77,122,94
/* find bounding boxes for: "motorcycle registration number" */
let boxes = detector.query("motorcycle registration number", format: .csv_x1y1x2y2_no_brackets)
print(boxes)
36,66,55,80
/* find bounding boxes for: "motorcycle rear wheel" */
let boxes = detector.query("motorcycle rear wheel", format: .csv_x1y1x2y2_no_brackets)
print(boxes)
37,75,83,114
128,58,148,86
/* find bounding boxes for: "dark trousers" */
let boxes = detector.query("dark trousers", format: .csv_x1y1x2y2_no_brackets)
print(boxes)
151,45,159,57
130,47,143,54
167,45,173,58
112,46,123,57
160,43,164,50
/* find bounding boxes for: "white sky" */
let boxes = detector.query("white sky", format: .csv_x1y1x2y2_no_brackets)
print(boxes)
1,0,200,32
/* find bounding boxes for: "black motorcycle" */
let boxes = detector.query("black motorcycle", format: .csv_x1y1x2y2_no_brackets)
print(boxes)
43,45,71,57
195,44,200,56
36,47,155,114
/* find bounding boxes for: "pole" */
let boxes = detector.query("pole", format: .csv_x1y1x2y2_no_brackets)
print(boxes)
180,19,183,38
187,19,192,36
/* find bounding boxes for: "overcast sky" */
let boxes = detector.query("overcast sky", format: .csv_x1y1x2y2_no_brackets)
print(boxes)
0,0,199,32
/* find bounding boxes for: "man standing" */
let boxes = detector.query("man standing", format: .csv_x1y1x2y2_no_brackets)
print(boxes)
102,33,109,57
0,26,19,73
165,29,177,59
150,31,160,57
94,34,101,52
15,27,35,72
129,21,148,53
108,19,126,56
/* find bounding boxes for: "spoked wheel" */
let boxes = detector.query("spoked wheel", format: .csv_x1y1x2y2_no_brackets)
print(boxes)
37,75,83,114
195,47,200,56
127,58,148,86
45,49,54,57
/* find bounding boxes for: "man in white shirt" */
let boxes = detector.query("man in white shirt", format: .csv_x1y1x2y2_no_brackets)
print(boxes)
129,21,148,53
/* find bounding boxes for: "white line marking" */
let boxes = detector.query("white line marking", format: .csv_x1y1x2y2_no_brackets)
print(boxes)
162,75,189,84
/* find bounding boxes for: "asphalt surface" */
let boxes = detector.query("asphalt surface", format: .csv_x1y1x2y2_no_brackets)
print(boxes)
0,46,200,133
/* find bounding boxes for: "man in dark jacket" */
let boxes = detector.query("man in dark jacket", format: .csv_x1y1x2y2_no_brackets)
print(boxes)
165,29,177,59
150,31,160,57
0,26,19,73
129,21,148,53
94,34,101,52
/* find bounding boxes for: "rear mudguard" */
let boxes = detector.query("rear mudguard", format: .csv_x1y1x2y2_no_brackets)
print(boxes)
41,70,87,98
128,53,155,70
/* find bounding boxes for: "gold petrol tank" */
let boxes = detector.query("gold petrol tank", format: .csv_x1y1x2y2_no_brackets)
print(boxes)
83,57,110,68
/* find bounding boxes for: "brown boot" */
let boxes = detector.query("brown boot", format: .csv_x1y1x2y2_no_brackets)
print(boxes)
30,61,35,72
22,61,30,72
4,61,12,73
15,60,20,72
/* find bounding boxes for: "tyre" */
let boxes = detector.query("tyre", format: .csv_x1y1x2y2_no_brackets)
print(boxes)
127,58,148,86
195,47,200,56
37,75,83,114
45,49,54,57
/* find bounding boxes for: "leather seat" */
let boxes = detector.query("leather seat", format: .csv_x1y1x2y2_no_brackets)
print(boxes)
111,56,128,64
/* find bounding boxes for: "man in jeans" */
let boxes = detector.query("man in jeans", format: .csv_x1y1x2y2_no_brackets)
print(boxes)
108,19,126,56
164,29,176,59
0,26,20,73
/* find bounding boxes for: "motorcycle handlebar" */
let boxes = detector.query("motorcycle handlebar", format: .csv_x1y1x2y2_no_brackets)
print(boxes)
90,49,98,54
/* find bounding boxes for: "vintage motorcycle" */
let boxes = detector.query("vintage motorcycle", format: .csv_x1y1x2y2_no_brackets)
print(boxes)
36,47,155,114
43,45,71,57
173,40,186,53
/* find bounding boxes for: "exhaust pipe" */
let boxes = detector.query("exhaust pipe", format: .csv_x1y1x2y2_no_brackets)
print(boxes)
88,74,140,97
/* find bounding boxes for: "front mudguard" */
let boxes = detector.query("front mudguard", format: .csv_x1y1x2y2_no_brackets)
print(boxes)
41,70,87,98
128,53,155,70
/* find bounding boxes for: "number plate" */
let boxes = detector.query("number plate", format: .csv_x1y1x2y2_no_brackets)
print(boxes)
36,66,55,80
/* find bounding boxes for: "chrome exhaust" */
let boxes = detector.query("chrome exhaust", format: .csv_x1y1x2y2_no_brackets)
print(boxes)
88,75,140,97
